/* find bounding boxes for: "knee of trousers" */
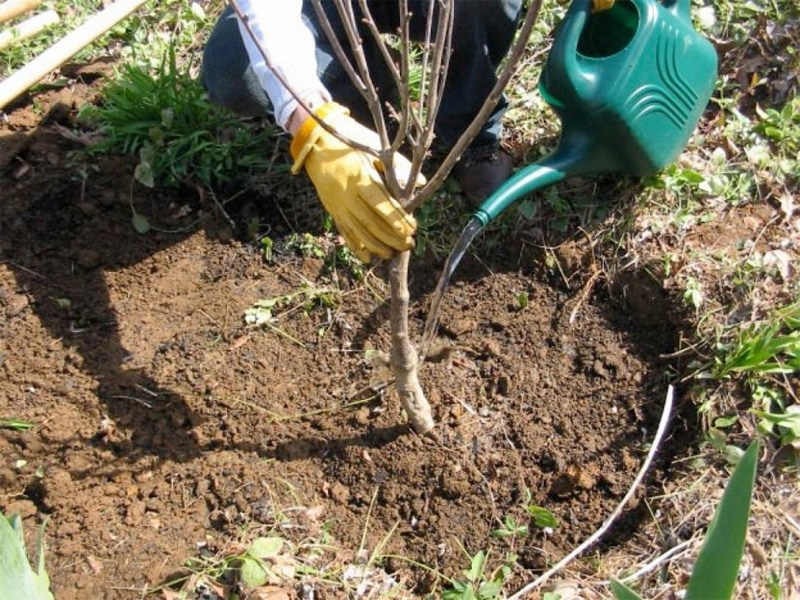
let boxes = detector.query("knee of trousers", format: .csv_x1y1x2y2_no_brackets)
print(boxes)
200,19,269,116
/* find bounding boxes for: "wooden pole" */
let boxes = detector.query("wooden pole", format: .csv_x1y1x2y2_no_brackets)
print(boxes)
0,0,41,25
0,0,147,111
0,9,59,51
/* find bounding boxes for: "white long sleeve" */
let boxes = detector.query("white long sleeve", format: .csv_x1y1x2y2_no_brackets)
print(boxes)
235,0,331,130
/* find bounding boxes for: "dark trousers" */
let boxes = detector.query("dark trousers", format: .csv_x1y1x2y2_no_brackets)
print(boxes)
201,0,522,149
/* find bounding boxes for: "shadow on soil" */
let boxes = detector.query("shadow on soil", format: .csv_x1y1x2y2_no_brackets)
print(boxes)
2,113,696,434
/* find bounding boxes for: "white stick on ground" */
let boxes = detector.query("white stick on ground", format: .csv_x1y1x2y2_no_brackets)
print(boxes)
611,538,693,586
0,9,59,51
508,385,675,599
0,0,40,24
0,0,146,110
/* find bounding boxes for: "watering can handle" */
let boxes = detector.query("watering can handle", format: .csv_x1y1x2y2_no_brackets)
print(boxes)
545,0,592,93
660,0,692,21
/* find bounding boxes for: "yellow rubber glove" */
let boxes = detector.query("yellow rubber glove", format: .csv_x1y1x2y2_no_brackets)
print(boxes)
561,0,614,10
290,102,419,263
592,0,615,11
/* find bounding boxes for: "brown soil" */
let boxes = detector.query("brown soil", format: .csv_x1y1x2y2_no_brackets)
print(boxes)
2,81,690,599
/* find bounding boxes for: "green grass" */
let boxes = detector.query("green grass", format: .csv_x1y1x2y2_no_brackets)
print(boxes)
0,419,34,431
0,0,221,77
713,301,800,379
80,48,278,190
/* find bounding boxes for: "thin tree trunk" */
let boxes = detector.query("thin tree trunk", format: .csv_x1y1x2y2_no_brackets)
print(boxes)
388,251,434,434
230,0,542,434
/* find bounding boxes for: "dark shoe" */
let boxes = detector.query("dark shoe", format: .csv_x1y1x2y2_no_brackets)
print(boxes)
452,145,514,206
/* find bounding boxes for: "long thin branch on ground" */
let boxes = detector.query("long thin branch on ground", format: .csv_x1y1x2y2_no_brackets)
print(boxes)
508,386,675,599
609,538,694,587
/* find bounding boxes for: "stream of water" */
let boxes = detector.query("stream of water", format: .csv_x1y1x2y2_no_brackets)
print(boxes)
419,217,485,360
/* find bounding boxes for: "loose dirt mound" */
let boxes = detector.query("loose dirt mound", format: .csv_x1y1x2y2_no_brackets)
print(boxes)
1,91,682,598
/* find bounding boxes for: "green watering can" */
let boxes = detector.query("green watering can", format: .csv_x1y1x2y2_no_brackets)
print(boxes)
474,0,718,225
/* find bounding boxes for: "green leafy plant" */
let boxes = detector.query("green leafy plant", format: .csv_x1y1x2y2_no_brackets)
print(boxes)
714,326,800,378
611,441,759,600
244,286,339,327
81,48,276,190
702,303,800,451
260,235,275,263
323,244,366,281
491,515,529,539
705,428,747,465
442,550,515,600
238,536,290,588
516,291,530,310
754,97,800,153
752,408,800,450
286,232,327,259
0,513,53,600
683,277,704,311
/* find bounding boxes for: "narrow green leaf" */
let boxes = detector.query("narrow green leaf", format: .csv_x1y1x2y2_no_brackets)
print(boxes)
0,419,34,431
714,415,738,428
610,579,644,600
685,441,759,600
752,410,800,438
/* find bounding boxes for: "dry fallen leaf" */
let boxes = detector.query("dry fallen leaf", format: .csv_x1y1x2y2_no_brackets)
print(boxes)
763,249,793,281
251,585,295,600
85,554,103,574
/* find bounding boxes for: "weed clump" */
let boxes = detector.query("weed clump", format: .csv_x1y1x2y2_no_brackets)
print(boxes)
81,50,279,190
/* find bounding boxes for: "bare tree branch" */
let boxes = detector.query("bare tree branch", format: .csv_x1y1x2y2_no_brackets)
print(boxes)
226,0,544,434
228,0,378,159
355,0,420,157
409,0,543,212
315,0,409,199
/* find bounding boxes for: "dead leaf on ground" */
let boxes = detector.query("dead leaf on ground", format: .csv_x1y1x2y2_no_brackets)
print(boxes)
251,586,295,600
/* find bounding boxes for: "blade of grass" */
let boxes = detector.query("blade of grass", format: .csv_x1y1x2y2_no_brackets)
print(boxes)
610,579,644,600
685,441,759,600
0,419,34,431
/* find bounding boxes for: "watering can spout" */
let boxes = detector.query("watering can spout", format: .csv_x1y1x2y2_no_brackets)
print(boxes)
473,150,575,227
